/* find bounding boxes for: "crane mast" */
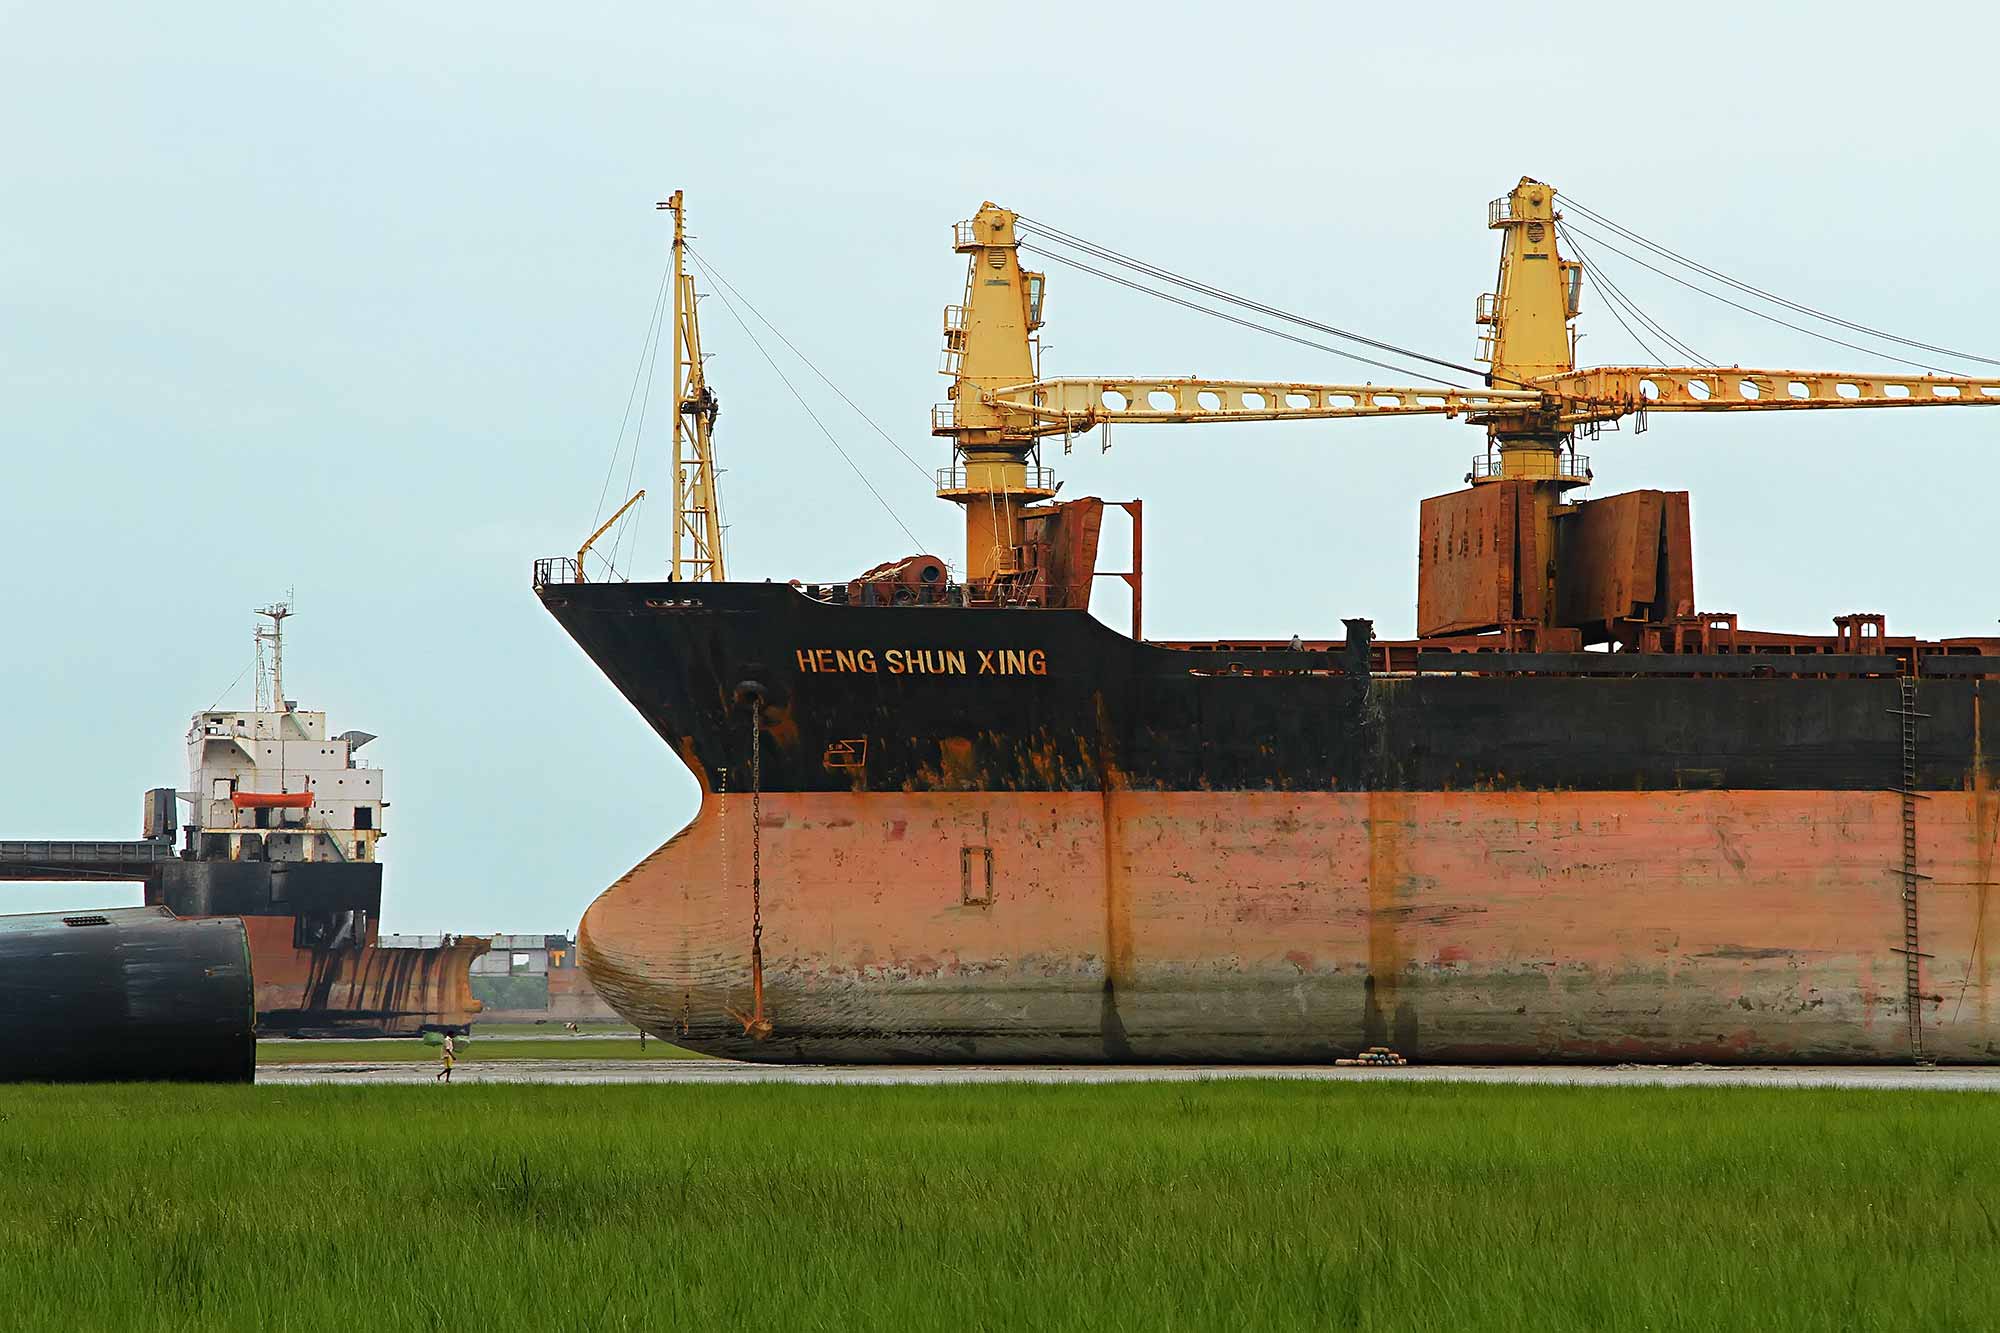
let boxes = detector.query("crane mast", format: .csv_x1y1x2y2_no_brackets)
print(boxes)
667,190,726,582
1479,177,1586,470
933,204,1055,597
1470,178,1590,621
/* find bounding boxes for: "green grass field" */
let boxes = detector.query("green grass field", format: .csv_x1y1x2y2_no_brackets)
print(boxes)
255,1037,701,1064
0,1081,1994,1330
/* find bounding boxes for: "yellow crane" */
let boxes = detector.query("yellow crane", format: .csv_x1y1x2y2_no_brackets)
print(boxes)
934,182,2000,609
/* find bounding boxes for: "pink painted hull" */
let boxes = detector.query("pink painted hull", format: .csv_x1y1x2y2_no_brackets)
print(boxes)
580,787,2000,1063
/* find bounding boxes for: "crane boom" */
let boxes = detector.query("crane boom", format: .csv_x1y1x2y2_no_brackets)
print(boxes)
576,489,645,582
1542,365,2000,425
982,368,2000,436
982,378,1542,432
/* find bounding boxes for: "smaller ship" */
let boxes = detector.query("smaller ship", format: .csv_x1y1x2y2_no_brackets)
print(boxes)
2,603,485,1036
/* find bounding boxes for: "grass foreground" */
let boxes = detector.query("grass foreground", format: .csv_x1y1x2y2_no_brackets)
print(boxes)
0,1081,1995,1330
255,1037,702,1064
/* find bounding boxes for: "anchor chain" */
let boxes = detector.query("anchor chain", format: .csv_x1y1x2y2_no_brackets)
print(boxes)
726,689,774,1040
709,763,725,1039
751,710,763,978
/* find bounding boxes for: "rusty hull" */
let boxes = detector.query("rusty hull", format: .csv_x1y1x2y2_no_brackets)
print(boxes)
580,787,1997,1065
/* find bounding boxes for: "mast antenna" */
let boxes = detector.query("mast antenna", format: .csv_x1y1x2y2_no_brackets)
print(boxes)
253,595,294,712
660,190,726,581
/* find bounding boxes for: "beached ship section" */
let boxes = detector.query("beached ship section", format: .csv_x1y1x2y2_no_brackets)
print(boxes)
540,180,2000,1063
2,604,484,1036
159,606,485,1034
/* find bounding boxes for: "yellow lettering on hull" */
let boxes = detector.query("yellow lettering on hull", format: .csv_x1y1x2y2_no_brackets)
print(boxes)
794,647,1048,676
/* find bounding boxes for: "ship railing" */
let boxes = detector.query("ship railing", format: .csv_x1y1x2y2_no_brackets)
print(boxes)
533,556,582,588
934,464,1058,493
795,579,966,608
1468,453,1591,484
1413,650,1904,678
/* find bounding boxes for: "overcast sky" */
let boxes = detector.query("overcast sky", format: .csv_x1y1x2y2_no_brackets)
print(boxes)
5,1,1996,929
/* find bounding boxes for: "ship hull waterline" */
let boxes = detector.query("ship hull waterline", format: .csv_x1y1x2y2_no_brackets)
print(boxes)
545,580,2000,1065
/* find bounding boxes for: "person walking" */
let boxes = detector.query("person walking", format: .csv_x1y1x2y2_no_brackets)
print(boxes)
435,1033,456,1083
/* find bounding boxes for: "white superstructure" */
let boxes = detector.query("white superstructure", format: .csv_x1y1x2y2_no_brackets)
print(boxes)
179,604,385,865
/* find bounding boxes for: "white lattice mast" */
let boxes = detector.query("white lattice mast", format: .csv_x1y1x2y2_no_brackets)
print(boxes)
253,600,292,711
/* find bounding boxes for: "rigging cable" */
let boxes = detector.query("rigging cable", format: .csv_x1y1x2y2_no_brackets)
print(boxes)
1559,195,2000,371
1557,221,1711,366
687,245,937,489
607,274,671,575
593,253,674,536
1572,254,1668,366
1019,243,1467,389
1558,218,1963,376
689,251,931,554
1561,226,1709,365
1016,215,1511,387
204,660,254,713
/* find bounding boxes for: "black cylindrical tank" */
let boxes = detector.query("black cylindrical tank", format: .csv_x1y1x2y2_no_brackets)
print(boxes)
0,906,254,1082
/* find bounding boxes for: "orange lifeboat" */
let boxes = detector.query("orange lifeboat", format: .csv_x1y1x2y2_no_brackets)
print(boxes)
230,790,313,810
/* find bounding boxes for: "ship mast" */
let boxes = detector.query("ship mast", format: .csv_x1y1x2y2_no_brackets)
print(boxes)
666,191,726,581
253,600,292,712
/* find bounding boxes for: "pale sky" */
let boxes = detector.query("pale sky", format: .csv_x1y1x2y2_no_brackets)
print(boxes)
5,0,1995,929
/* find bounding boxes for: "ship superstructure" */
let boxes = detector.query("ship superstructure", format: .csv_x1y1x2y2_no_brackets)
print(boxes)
537,182,2000,1065
187,704,383,904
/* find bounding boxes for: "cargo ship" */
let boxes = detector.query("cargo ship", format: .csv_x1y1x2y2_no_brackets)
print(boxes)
538,180,2000,1063
1,604,484,1036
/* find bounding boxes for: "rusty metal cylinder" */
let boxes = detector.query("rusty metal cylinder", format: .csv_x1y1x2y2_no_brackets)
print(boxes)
0,906,255,1082
847,554,951,605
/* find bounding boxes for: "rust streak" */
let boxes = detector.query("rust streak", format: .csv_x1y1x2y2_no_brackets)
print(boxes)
1365,790,1409,1049
1975,684,1996,1026
1097,693,1134,1059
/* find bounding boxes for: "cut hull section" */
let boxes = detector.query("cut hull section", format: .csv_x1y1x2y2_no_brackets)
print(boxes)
238,917,487,1037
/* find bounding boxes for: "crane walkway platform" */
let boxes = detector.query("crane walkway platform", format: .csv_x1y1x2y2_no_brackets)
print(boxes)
0,839,178,883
